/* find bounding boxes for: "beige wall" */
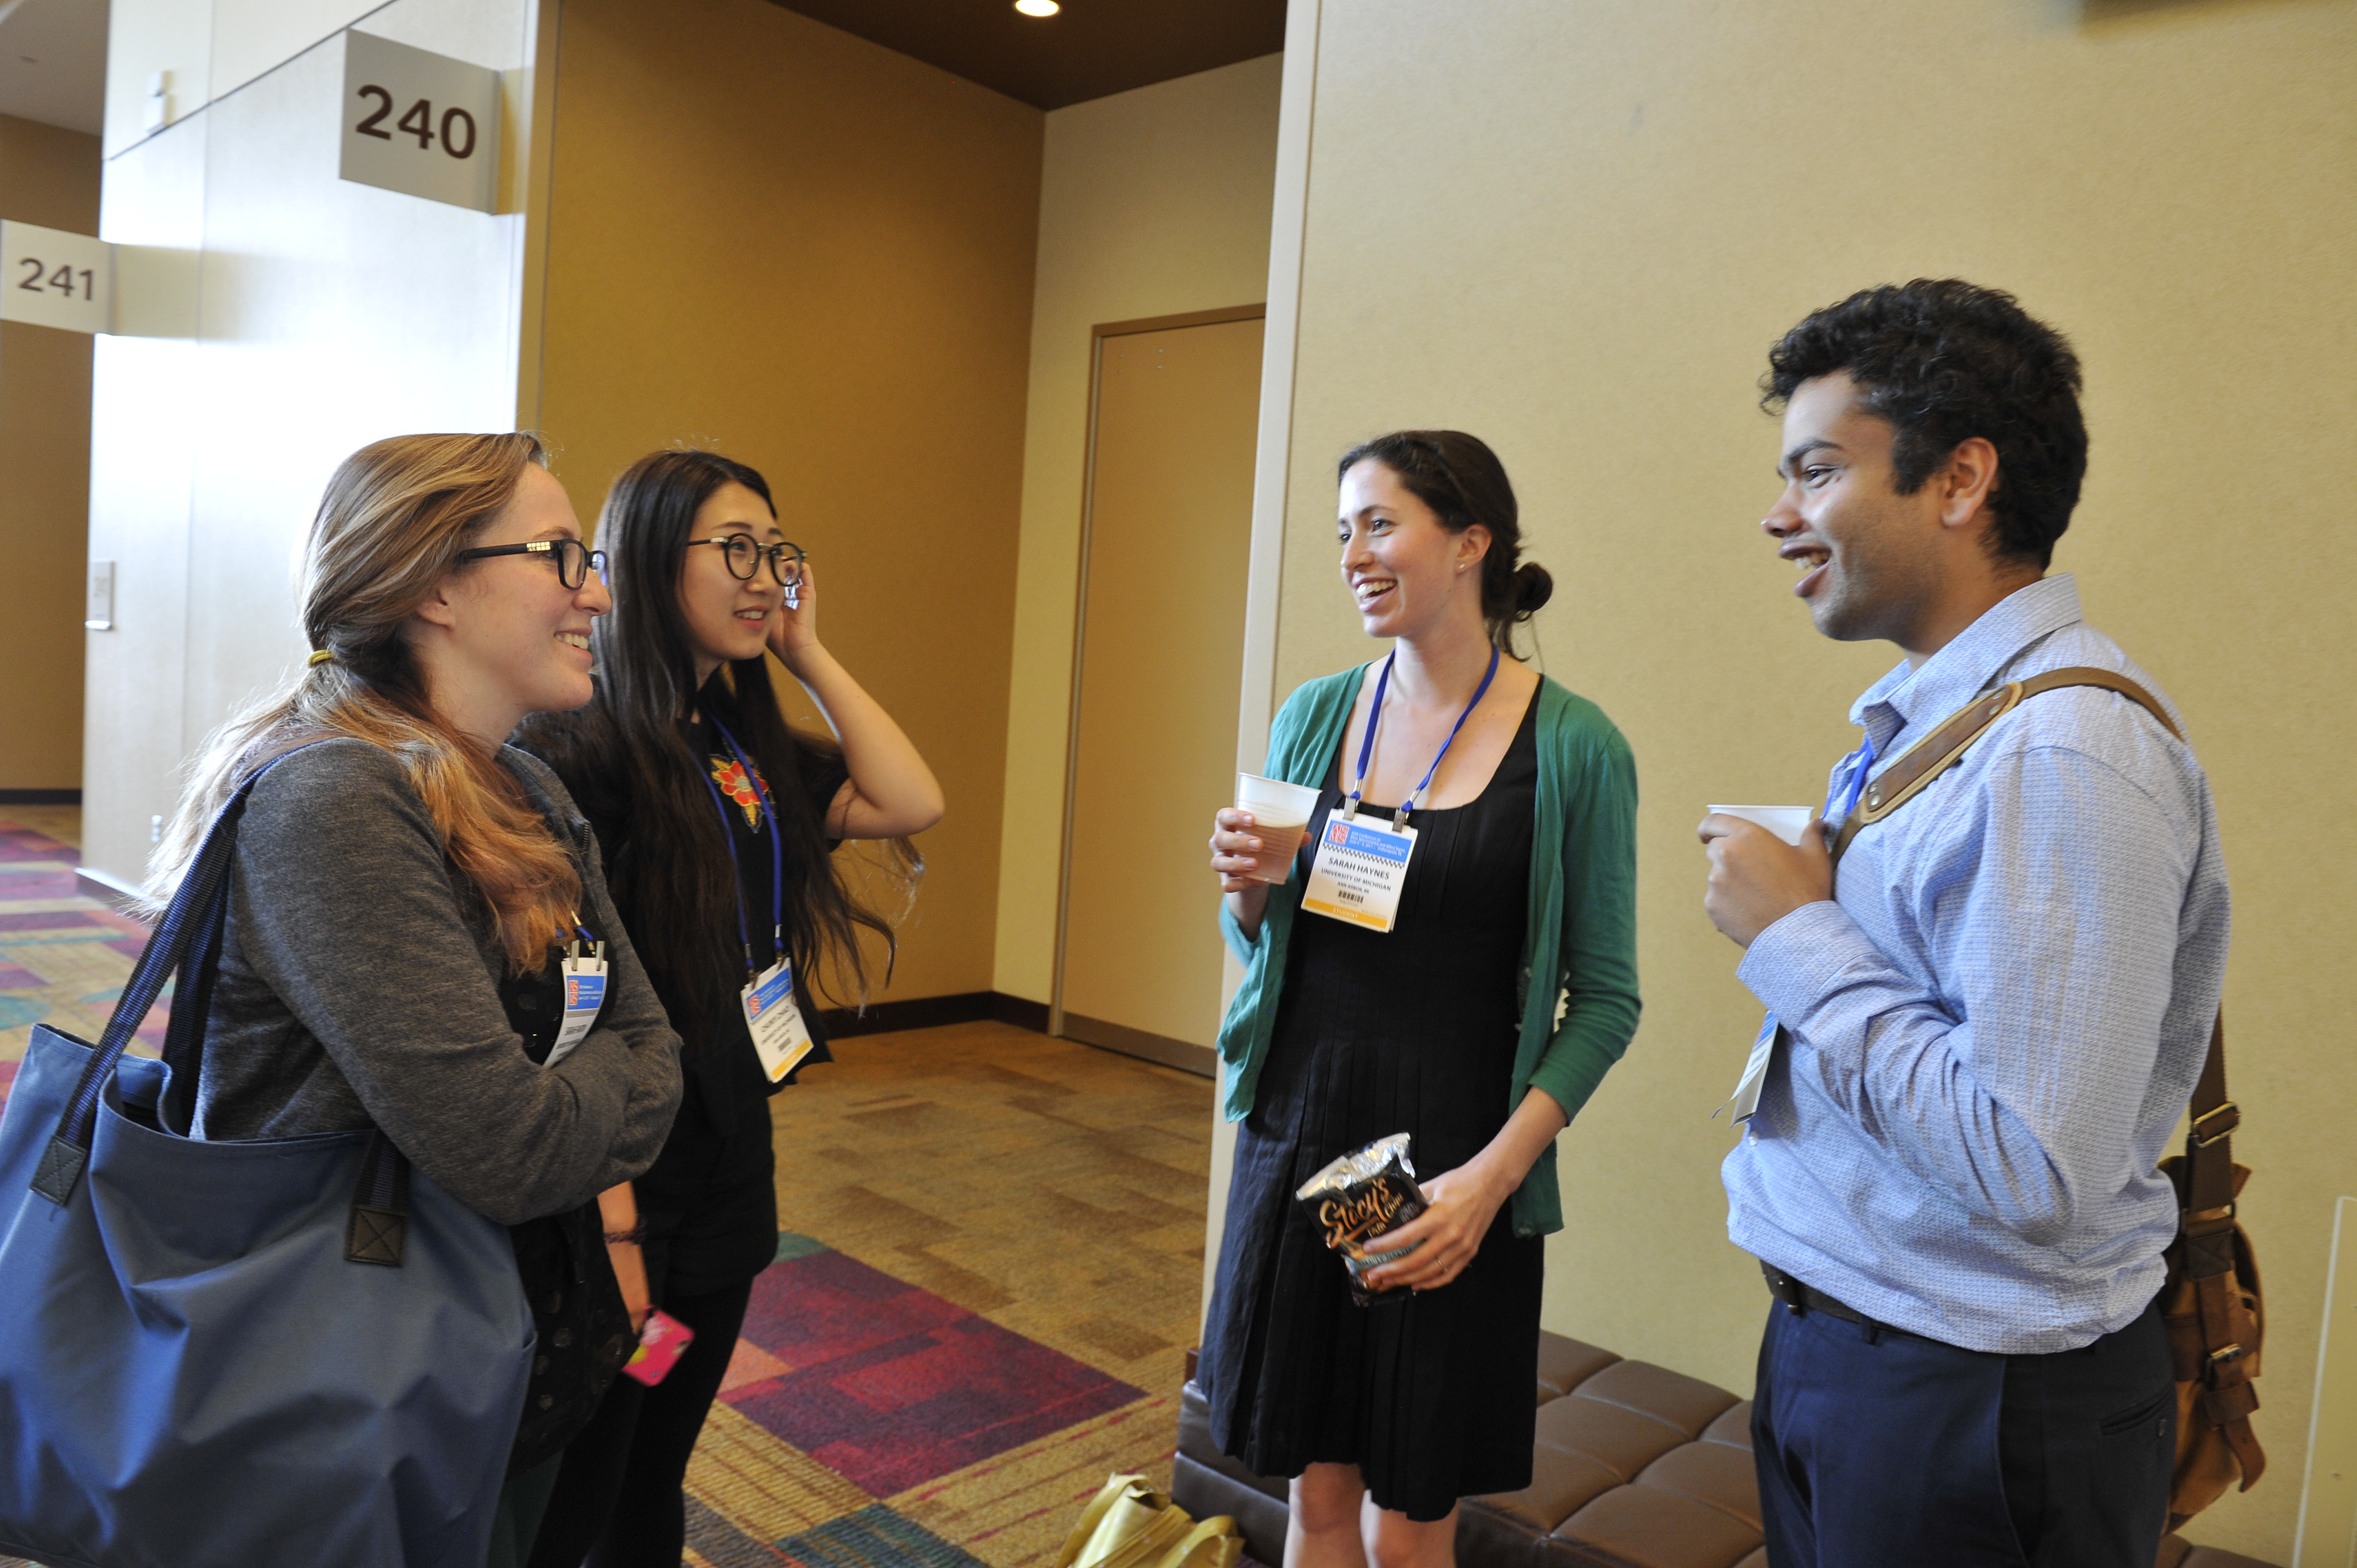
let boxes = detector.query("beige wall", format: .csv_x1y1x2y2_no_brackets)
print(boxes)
537,0,1043,1005
992,54,1283,1004
1258,1,2354,1558
0,112,100,790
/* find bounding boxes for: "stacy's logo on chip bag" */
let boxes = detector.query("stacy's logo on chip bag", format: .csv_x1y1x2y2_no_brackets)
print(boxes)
1294,1133,1428,1307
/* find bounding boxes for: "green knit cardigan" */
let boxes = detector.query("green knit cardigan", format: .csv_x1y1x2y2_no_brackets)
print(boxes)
1216,667,1642,1239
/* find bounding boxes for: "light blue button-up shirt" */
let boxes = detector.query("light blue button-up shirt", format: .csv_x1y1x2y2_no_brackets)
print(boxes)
1722,574,2229,1354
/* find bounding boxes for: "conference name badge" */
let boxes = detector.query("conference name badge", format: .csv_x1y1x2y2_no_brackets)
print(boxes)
1726,1016,1779,1124
544,955,608,1069
1301,814,1416,933
742,956,815,1083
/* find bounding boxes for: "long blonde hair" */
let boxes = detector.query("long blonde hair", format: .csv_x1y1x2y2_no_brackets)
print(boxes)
148,432,582,970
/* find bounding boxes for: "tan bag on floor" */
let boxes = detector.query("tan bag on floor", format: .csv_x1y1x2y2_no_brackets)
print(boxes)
1059,1474,1243,1568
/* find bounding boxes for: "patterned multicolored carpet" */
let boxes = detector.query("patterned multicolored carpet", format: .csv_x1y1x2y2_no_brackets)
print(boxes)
0,814,1214,1568
0,814,166,1092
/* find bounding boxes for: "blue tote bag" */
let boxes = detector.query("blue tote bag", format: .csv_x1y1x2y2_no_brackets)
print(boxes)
0,759,535,1568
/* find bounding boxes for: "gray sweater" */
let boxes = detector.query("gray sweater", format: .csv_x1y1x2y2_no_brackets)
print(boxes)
192,739,682,1226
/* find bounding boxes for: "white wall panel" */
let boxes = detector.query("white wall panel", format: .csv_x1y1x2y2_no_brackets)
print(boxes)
104,0,491,161
178,20,527,741
85,0,543,886
102,0,212,159
84,112,207,886
209,0,380,106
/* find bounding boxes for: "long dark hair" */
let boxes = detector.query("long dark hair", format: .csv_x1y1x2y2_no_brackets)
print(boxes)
519,450,915,1045
1337,430,1553,656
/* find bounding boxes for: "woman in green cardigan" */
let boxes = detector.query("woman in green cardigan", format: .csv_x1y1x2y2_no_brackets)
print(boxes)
1200,430,1640,1568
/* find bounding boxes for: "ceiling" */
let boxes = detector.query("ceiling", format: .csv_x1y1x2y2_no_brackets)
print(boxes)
770,0,1284,111
0,0,1287,145
0,0,107,136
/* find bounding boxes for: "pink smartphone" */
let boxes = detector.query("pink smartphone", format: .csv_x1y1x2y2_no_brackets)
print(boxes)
621,1308,696,1386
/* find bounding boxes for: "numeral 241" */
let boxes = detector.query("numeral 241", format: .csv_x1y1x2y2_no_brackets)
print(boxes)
16,259,95,298
353,85,479,159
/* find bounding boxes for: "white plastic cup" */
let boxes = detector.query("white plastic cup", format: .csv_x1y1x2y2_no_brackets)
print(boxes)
1707,804,1814,847
1236,773,1320,884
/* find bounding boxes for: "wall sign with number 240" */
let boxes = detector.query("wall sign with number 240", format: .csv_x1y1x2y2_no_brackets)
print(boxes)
352,86,478,159
336,31,501,213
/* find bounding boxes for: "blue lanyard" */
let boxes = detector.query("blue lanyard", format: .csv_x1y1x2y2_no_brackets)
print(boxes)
1346,646,1502,829
1827,730,1879,824
694,716,785,979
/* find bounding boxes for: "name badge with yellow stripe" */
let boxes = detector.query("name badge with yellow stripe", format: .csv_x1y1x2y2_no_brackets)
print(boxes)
1301,815,1416,933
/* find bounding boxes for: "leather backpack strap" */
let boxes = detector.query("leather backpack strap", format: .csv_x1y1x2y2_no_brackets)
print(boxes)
2017,666,2184,740
2175,1004,2261,1493
2183,1012,2237,1213
1821,661,2231,1122
1828,666,2181,865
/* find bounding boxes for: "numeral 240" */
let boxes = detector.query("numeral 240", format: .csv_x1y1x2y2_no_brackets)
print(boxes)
16,259,94,298
353,85,478,159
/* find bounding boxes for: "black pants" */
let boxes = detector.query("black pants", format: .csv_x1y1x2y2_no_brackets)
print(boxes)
1751,1296,2173,1567
524,1280,754,1568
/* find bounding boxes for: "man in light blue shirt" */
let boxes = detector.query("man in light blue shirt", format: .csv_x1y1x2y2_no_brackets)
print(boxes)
1699,280,2225,1567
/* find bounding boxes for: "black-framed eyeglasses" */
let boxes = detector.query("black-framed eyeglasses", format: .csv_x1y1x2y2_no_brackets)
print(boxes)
686,535,806,588
454,538,608,590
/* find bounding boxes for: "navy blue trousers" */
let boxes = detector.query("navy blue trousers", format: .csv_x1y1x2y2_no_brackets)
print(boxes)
1751,1296,2173,1567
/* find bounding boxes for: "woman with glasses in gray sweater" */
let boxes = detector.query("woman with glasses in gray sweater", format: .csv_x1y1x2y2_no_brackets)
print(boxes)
148,432,683,1567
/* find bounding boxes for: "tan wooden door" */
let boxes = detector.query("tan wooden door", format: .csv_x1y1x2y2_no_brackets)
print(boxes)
1057,314,1264,1074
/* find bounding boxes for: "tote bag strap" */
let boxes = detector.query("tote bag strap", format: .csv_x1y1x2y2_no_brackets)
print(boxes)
30,764,264,1205
155,828,236,1138
28,744,417,1266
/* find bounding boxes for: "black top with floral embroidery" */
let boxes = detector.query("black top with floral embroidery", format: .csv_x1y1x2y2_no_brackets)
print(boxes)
572,716,848,1299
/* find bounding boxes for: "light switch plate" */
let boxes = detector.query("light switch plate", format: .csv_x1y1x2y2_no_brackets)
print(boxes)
85,560,114,630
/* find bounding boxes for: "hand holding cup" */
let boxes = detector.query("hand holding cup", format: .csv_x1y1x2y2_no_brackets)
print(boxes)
1210,807,1273,894
1222,774,1318,887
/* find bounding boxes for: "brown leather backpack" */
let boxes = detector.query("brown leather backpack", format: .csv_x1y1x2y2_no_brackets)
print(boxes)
1828,666,2264,1525
2155,1014,2265,1525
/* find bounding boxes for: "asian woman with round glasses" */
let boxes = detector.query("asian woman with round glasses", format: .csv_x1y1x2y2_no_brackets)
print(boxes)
518,450,942,1568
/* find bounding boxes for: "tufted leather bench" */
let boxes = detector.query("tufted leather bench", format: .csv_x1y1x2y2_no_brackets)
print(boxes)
1172,1333,2278,1568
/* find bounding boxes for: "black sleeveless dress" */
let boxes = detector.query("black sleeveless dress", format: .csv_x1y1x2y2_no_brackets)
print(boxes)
1200,689,1543,1523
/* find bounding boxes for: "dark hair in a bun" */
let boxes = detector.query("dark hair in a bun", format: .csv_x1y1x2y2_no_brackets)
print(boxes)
1512,561,1553,618
1337,429,1550,657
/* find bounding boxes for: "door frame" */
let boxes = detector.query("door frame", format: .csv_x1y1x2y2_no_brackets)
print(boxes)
1049,304,1267,1072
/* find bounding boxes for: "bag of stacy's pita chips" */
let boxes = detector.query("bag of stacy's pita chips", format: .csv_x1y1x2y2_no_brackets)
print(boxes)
1294,1133,1428,1306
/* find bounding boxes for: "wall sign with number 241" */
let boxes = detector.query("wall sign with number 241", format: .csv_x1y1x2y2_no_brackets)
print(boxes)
0,220,113,334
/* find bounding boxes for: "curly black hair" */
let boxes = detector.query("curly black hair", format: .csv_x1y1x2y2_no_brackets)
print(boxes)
1762,280,2087,569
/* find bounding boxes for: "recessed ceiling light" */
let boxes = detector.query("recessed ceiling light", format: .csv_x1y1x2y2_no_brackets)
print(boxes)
1014,0,1059,15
